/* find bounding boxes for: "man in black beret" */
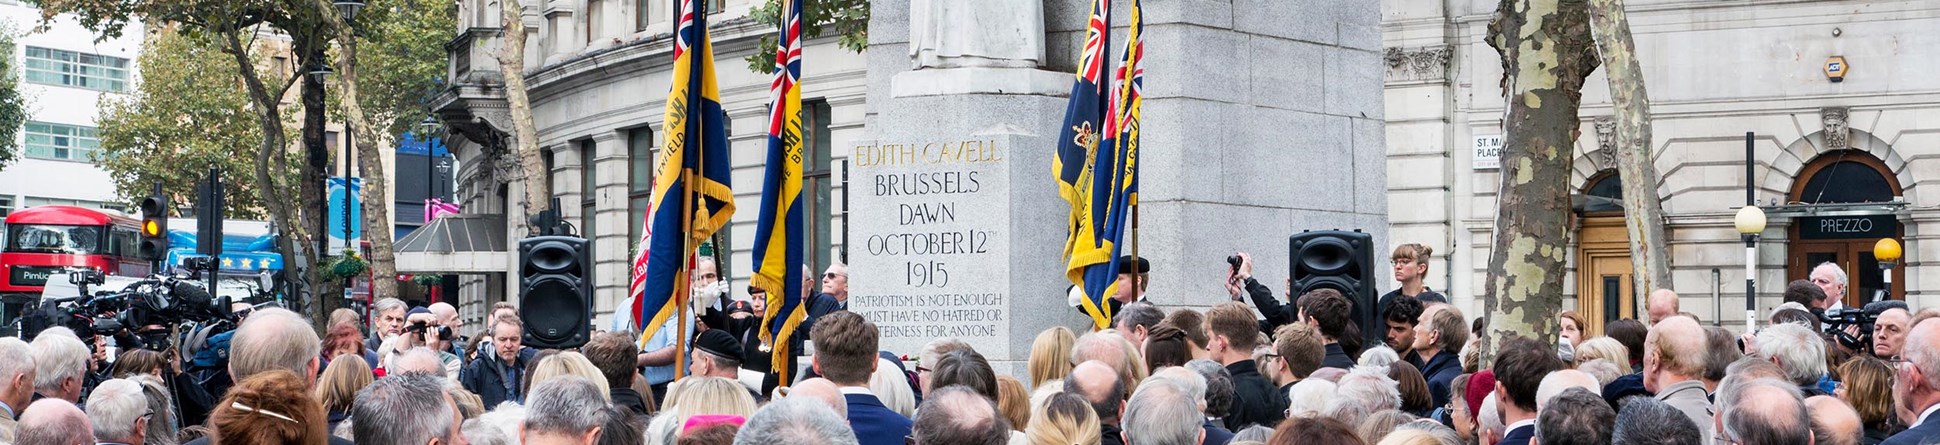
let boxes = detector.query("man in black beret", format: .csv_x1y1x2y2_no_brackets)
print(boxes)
691,329,763,401
1071,255,1152,319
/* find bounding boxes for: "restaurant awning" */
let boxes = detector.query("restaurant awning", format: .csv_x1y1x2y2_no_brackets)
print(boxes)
394,214,509,274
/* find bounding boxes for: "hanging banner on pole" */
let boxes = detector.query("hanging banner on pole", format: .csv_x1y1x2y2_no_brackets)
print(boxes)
327,177,364,250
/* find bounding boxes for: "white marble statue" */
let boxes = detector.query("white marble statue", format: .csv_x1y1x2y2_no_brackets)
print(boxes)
909,0,1047,69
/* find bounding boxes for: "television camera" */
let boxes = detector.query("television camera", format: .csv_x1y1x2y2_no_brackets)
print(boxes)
17,263,237,355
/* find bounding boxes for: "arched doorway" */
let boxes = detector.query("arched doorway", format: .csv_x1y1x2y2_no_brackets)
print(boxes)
1575,170,1630,334
1786,151,1907,306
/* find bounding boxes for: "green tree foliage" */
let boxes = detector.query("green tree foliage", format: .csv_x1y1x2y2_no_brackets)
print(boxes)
96,29,295,219
743,0,869,73
0,23,25,170
341,0,455,137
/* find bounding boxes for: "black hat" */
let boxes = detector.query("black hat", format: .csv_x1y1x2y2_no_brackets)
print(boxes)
693,329,745,363
1117,255,1150,274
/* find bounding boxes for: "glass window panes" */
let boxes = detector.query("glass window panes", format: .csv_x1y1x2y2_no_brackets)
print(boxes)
628,128,654,247
803,100,834,273
24,122,103,162
25,46,130,92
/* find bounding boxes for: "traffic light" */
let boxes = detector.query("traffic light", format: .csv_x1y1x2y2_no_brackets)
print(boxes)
138,195,168,261
518,235,592,349
195,168,224,257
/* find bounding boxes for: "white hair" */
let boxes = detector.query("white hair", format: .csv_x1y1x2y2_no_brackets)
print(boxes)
476,402,526,443
1325,368,1401,427
1812,262,1847,286
374,298,408,315
0,338,36,393
1755,323,1828,386
85,379,147,442
392,348,448,378
30,332,89,396
1146,366,1208,412
1123,379,1202,445
735,397,860,445
1287,378,1338,418
1536,370,1602,412
1478,394,1503,439
868,358,916,417
523,377,608,437
1358,346,1400,370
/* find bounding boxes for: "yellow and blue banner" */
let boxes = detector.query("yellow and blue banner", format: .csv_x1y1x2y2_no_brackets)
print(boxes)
1055,0,1117,330
751,0,807,385
634,0,736,343
1060,0,1145,330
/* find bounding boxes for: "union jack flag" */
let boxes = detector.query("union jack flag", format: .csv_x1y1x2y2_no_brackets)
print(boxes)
1053,0,1117,329
750,0,807,385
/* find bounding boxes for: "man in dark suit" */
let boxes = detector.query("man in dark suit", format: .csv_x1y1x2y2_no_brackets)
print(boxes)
809,311,910,445
1206,302,1284,431
1884,318,1940,445
1492,336,1565,445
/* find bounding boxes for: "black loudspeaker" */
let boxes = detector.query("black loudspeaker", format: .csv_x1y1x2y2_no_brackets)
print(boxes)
1288,230,1379,347
518,235,593,349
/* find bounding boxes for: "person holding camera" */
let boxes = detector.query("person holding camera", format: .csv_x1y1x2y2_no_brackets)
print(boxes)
397,307,463,380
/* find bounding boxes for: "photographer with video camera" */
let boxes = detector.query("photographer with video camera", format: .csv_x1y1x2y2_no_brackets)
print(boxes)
388,307,463,379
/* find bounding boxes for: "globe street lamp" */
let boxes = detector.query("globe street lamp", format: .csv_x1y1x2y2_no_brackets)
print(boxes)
1736,205,1766,334
333,0,366,21
1875,238,1902,303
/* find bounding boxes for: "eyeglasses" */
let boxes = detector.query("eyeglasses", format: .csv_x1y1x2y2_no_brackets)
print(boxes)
824,272,846,279
698,273,718,280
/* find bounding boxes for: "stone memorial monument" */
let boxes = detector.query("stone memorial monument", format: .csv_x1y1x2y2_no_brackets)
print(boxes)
852,0,1389,376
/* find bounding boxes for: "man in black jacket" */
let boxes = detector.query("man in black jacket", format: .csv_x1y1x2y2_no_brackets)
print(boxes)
1206,302,1285,431
461,313,538,408
1226,252,1355,369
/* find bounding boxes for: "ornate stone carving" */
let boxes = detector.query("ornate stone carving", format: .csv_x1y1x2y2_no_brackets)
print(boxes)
1384,45,1453,83
1822,107,1850,151
1593,116,1618,169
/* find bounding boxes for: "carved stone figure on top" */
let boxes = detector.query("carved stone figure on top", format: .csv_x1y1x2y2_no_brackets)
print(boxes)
908,0,1046,69
1822,107,1851,151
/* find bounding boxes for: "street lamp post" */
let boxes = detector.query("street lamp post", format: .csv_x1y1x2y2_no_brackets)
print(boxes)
1875,238,1902,303
1736,205,1766,334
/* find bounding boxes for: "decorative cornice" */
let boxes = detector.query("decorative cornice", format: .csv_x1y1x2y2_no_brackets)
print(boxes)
1385,45,1453,84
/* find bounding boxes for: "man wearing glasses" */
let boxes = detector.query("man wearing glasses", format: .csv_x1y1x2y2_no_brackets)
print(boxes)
1884,319,1940,445
83,379,149,445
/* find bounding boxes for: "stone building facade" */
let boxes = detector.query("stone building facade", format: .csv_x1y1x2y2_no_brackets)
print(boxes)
428,0,1391,334
1383,0,1940,331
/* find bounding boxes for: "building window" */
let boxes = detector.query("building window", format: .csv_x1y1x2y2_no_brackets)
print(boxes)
802,100,834,273
24,122,102,162
0,196,13,218
25,46,130,92
580,139,597,242
628,128,654,251
635,0,651,31
707,0,724,13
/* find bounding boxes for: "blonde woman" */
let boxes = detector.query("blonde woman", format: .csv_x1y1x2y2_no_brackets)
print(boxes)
1026,392,1101,445
313,355,374,433
1571,337,1630,368
527,352,611,399
646,376,759,444
1028,326,1077,388
869,357,917,417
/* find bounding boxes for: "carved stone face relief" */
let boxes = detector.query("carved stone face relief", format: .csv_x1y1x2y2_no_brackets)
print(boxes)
1383,46,1452,83
1822,107,1850,151
1593,116,1617,169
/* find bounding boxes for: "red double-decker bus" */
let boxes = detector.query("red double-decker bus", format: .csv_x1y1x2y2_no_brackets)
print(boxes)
0,205,151,316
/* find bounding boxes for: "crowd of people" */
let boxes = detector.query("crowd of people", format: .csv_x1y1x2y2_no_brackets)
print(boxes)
0,245,1935,445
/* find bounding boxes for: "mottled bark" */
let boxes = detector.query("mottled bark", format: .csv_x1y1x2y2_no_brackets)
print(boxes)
1480,0,1600,368
316,0,400,301
1586,0,1672,302
218,26,304,317
500,0,548,227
